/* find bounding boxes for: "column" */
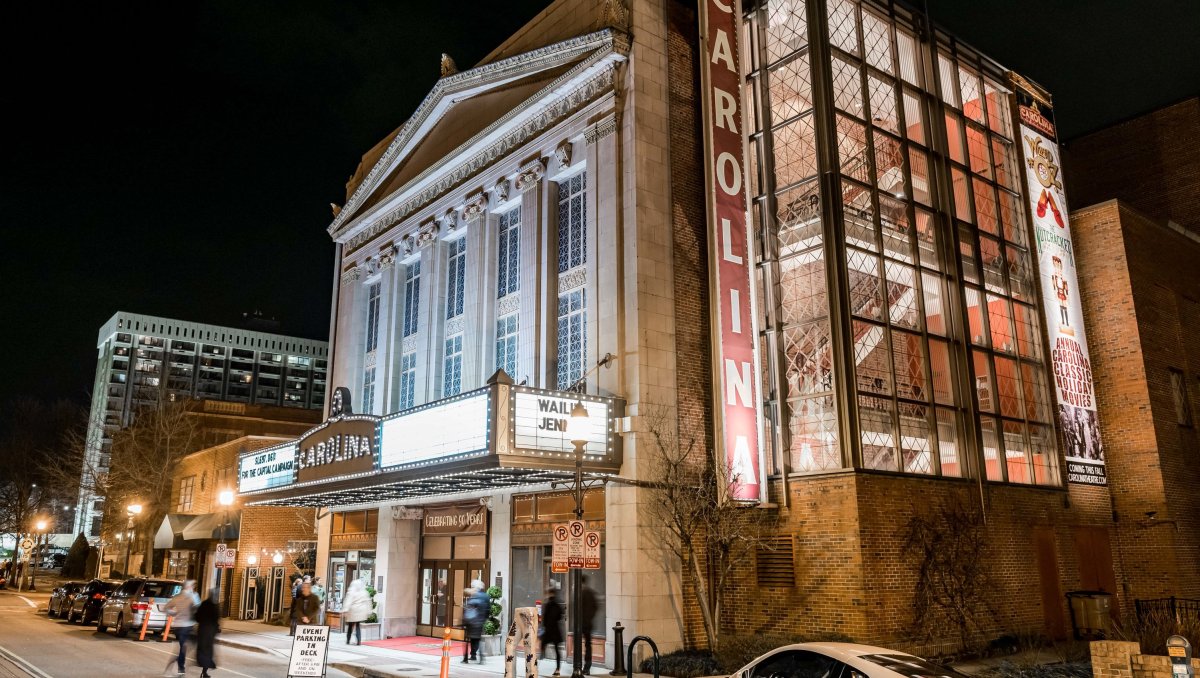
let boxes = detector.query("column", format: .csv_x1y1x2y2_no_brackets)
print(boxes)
332,265,364,401
587,114,623,397
375,510,420,637
376,246,399,414
415,221,446,404
461,196,489,391
487,495,511,620
516,159,548,388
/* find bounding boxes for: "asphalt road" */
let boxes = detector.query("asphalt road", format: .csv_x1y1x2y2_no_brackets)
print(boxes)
0,588,353,678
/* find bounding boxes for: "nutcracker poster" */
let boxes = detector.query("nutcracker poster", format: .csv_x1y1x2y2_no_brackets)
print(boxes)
1012,74,1106,485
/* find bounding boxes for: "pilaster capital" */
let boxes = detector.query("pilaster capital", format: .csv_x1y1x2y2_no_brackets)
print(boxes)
514,158,546,192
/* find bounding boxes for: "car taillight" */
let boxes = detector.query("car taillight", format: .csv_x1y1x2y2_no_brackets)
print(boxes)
131,602,150,612
93,593,105,600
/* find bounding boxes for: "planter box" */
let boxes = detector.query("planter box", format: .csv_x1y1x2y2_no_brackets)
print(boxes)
482,635,503,657
359,622,382,642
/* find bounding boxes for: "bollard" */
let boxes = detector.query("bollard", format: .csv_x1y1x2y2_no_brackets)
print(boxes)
161,616,174,641
138,609,152,641
609,622,626,676
439,625,452,678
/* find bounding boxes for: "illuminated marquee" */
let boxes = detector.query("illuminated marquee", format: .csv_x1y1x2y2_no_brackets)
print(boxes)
238,443,297,493
698,0,764,501
1011,73,1106,486
296,416,378,484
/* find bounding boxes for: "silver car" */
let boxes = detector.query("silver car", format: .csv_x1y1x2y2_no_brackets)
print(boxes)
97,578,183,638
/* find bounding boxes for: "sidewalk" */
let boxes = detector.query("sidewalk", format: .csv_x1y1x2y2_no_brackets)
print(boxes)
217,619,636,678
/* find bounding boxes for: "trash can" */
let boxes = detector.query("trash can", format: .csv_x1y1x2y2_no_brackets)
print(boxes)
1066,590,1113,639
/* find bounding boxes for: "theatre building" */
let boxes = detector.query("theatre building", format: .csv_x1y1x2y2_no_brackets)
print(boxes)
237,0,1139,657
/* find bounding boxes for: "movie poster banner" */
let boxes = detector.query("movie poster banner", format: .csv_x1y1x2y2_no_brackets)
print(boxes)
1011,74,1105,485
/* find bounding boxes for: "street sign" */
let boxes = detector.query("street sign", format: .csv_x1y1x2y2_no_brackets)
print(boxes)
551,524,569,573
19,538,34,552
214,543,237,569
567,520,586,569
584,531,601,569
288,624,330,677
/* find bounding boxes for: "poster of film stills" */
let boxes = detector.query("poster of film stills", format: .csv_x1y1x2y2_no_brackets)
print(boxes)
1013,77,1105,485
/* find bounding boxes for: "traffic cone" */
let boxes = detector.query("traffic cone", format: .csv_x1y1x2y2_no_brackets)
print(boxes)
439,625,452,678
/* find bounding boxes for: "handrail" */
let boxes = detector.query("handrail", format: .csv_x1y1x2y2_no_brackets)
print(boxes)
627,635,660,678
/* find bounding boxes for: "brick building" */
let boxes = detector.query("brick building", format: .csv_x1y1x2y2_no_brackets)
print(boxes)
157,434,321,621
1070,200,1200,603
227,0,1176,659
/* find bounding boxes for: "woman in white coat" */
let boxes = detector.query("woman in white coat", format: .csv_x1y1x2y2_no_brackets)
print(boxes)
341,579,373,646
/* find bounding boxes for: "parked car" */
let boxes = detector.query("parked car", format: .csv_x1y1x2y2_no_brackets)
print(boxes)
730,643,971,678
97,578,183,637
67,579,121,625
48,581,86,618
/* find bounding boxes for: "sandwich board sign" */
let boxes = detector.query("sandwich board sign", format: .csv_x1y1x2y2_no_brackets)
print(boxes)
288,624,330,677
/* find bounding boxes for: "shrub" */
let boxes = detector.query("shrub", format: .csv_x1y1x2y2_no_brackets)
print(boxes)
715,632,854,673
1131,610,1200,656
976,661,1091,678
640,649,721,678
62,533,91,578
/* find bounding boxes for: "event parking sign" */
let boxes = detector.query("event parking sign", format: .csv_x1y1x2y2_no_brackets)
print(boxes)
288,625,330,677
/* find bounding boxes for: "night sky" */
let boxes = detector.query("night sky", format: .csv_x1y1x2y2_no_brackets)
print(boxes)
2,0,1196,406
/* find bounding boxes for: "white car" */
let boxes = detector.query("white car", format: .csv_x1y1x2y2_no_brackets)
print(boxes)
731,643,967,678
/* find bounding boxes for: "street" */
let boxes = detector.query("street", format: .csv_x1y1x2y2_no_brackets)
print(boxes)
0,589,354,678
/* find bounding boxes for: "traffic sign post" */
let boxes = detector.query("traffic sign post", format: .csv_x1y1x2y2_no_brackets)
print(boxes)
552,524,569,573
584,531,601,569
215,543,237,569
567,520,586,568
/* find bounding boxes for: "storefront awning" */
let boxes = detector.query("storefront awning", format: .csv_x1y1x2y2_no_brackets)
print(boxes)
153,512,240,548
154,514,195,549
237,378,624,508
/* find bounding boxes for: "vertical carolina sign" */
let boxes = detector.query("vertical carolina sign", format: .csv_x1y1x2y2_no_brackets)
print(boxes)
1010,73,1106,485
698,0,765,501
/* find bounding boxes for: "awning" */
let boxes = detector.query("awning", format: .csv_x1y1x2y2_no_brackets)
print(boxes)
154,514,196,549
180,512,240,542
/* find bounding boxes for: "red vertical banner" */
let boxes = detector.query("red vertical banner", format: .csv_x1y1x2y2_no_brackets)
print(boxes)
698,0,765,501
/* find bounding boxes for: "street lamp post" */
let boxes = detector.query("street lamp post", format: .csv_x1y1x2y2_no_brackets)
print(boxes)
123,503,142,578
217,489,235,617
30,520,47,591
566,401,590,678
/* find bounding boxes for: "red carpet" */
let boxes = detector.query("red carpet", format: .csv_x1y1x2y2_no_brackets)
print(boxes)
362,636,469,655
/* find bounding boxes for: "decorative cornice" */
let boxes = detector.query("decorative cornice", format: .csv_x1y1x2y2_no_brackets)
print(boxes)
462,193,488,222
442,208,460,232
493,178,510,203
417,221,440,249
329,29,630,247
445,316,465,335
402,335,418,353
340,267,361,285
555,140,573,169
498,294,520,316
585,114,618,145
514,159,546,192
559,266,586,292
379,245,398,270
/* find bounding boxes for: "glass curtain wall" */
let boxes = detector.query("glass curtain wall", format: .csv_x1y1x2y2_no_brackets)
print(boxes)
745,0,1059,485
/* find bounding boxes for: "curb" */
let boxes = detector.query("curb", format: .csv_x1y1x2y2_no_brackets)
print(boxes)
329,663,367,678
215,635,274,656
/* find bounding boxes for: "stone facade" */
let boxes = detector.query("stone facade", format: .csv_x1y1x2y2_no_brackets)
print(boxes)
1091,640,1200,678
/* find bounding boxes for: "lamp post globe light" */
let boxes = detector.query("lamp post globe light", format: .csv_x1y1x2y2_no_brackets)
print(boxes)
216,489,235,615
123,503,142,578
30,519,48,591
566,401,588,678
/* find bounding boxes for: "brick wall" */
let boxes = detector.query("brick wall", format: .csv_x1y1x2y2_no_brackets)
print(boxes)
1063,97,1200,232
229,504,318,621
1072,200,1200,602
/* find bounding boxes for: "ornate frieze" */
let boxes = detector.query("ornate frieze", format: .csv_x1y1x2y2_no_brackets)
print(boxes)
585,114,618,145
555,140,573,169
417,221,440,249
498,294,520,316
462,193,488,222
337,51,628,253
559,266,586,292
514,159,546,192
340,266,361,285
445,316,465,335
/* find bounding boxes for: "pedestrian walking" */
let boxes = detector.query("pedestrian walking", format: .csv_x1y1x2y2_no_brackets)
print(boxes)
290,580,321,631
195,588,220,678
311,576,326,625
341,579,372,646
162,580,198,677
288,575,306,636
462,579,490,663
580,576,598,674
539,586,565,676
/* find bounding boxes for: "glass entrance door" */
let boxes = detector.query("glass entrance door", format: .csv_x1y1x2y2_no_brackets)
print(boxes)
416,560,486,638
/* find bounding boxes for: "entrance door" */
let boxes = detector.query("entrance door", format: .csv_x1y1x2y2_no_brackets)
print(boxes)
417,560,486,639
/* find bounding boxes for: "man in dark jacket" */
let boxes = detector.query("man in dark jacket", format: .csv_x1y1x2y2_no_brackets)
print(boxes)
580,576,598,674
290,581,322,631
539,587,565,676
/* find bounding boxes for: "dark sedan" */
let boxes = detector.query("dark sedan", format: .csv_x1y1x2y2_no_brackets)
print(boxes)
48,581,85,618
66,579,120,625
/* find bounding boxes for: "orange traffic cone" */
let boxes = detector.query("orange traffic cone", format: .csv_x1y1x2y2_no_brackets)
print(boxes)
439,625,452,678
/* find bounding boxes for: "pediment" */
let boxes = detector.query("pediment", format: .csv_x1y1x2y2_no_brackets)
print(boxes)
331,29,627,238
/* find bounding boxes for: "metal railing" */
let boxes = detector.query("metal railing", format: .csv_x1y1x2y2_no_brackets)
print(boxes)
1135,597,1200,625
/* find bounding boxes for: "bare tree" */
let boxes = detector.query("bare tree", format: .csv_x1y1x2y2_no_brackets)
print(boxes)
0,399,84,546
641,403,777,651
101,397,203,575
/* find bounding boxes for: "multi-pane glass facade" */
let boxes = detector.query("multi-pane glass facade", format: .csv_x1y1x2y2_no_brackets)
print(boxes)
557,173,586,273
403,262,421,337
744,0,1058,484
364,282,382,353
496,314,519,379
557,289,586,391
399,351,417,411
446,237,466,320
443,334,463,396
498,207,521,297
362,366,376,414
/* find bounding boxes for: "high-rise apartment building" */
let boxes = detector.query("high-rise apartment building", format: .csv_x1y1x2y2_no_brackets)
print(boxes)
74,312,329,536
